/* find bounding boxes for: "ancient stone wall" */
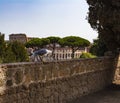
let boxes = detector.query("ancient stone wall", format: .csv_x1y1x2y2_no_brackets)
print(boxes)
113,54,120,83
0,57,115,103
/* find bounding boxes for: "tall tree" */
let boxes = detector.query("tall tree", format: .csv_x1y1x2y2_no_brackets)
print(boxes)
47,36,61,59
90,38,108,56
25,38,42,48
0,32,6,62
59,36,90,59
3,43,16,63
11,41,29,62
25,38,50,49
87,0,120,52
41,38,50,48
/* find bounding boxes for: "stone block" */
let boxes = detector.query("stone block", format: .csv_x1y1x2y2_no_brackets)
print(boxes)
14,70,23,85
6,79,13,87
43,88,51,98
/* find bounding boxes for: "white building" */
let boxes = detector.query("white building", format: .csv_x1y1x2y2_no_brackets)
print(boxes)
53,47,88,60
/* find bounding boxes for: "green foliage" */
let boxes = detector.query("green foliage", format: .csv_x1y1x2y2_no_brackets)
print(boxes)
59,36,90,47
41,38,50,48
47,36,60,44
25,38,42,48
11,41,29,62
0,58,2,63
3,43,16,63
59,36,90,58
90,38,108,56
0,33,6,60
87,0,120,51
25,38,50,48
80,52,96,58
0,32,29,63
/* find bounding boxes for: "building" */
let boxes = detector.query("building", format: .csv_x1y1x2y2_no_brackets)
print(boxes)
9,33,27,44
46,43,88,60
53,47,88,60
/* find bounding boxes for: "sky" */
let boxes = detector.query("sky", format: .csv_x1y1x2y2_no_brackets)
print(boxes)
0,0,98,42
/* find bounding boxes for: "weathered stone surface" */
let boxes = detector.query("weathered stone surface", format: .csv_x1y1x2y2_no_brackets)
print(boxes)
0,56,118,103
43,87,51,98
6,79,13,87
14,70,23,85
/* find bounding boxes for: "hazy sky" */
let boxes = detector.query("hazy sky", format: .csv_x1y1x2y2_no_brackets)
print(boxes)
0,0,98,42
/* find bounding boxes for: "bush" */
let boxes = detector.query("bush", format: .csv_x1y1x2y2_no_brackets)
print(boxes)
80,52,96,58
0,58,2,63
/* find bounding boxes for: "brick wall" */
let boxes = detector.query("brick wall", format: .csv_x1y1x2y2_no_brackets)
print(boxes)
0,57,115,103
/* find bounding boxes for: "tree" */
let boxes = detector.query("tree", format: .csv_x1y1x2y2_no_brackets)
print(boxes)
0,32,6,62
47,36,61,59
25,38,50,49
25,38,42,48
3,43,16,63
89,38,108,56
11,41,29,62
59,36,90,59
87,0,120,52
41,38,50,48
0,32,29,63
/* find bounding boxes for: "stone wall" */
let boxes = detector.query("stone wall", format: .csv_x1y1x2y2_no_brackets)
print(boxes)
113,54,120,83
0,57,115,103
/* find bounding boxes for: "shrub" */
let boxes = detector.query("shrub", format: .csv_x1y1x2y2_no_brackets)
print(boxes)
80,52,96,58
